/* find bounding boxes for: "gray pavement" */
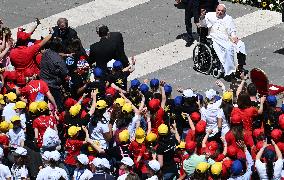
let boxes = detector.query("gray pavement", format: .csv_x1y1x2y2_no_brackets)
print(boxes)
1,0,284,96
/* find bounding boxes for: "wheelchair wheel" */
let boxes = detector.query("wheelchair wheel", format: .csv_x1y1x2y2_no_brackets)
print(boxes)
193,43,213,75
212,54,224,79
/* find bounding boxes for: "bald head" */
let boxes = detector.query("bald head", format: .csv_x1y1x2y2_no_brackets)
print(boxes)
216,4,226,18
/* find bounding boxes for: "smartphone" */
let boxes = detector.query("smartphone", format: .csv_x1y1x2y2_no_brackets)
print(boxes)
267,136,272,144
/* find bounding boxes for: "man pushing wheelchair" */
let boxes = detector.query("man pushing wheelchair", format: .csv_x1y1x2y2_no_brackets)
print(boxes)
197,4,247,80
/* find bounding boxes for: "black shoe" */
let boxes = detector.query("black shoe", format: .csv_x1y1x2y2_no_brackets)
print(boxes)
185,40,194,47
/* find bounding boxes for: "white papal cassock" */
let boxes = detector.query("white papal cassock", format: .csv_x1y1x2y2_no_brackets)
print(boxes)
200,12,246,76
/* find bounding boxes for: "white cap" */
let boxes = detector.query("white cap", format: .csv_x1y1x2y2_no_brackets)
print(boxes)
101,158,111,169
205,89,217,100
183,89,196,98
77,154,89,165
148,160,160,172
107,59,116,69
42,151,51,161
92,157,103,168
0,147,3,158
49,150,60,161
14,147,27,156
121,157,134,167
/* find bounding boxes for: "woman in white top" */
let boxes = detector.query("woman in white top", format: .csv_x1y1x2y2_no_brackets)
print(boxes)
255,140,283,180
217,91,233,136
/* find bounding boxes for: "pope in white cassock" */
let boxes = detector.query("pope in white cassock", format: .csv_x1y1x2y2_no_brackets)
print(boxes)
199,4,246,76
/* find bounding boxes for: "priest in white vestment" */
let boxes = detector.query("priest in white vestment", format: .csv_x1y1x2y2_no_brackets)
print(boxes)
199,4,246,76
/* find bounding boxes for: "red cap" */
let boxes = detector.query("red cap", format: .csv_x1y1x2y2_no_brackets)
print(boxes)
4,71,17,80
237,150,246,160
227,145,238,158
105,87,117,97
17,29,31,41
185,140,196,152
279,114,284,130
256,141,264,151
271,129,282,142
82,97,91,107
223,159,233,169
253,128,264,138
148,99,160,110
230,115,242,125
195,120,206,134
64,98,77,109
190,112,201,122
207,141,218,151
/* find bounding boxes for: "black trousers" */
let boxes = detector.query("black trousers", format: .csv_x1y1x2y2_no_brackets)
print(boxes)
185,8,194,41
49,86,64,112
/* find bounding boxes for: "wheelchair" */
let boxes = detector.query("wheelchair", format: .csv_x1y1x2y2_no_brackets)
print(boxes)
192,37,224,78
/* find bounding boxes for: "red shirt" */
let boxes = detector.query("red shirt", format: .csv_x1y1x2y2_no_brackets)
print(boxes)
21,80,49,102
10,44,41,84
225,130,254,147
129,141,148,173
231,107,258,132
151,107,165,134
64,139,84,165
32,115,57,148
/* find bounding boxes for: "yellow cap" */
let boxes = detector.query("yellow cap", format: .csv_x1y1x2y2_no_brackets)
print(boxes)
69,104,81,117
11,115,21,123
68,126,81,137
196,162,210,173
119,129,130,143
0,121,10,132
135,127,145,144
122,103,132,113
176,141,186,149
158,124,168,135
114,98,125,107
222,91,233,102
14,101,26,109
29,102,38,113
37,101,48,112
4,92,17,102
96,100,107,109
146,132,157,142
0,94,5,105
211,162,222,175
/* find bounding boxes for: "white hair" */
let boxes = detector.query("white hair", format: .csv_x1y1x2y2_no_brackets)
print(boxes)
219,4,227,10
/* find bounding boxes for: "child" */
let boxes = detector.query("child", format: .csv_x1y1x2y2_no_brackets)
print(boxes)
13,101,27,130
7,115,25,148
0,147,11,179
2,92,17,122
11,147,29,179
73,154,93,180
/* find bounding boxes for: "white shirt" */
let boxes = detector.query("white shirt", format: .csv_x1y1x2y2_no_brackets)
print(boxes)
217,108,230,136
0,164,11,179
11,165,28,180
128,114,141,139
146,175,159,180
200,99,222,136
88,120,110,149
36,166,68,180
117,173,129,180
73,168,93,180
2,103,16,122
255,159,283,180
19,114,26,129
7,128,25,148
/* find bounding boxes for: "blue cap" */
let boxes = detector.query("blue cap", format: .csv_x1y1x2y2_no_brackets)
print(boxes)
93,67,103,78
113,60,123,70
131,79,141,89
150,78,159,87
215,95,221,101
267,95,277,107
140,84,149,94
164,84,172,94
174,96,184,106
196,93,203,102
231,160,243,176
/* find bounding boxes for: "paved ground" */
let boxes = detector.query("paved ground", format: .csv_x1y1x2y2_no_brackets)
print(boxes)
1,0,284,96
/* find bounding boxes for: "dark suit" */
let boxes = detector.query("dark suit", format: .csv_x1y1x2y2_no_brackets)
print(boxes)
52,26,79,52
184,0,199,42
88,32,128,72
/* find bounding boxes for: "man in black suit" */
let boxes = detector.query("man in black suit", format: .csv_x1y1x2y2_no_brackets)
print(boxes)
52,18,79,52
88,25,129,72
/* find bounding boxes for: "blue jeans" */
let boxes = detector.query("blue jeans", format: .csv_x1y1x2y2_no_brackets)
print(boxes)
163,172,177,180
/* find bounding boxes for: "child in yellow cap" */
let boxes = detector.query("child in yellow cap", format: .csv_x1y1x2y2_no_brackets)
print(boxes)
7,115,25,148
14,101,27,130
2,92,17,123
0,121,10,149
